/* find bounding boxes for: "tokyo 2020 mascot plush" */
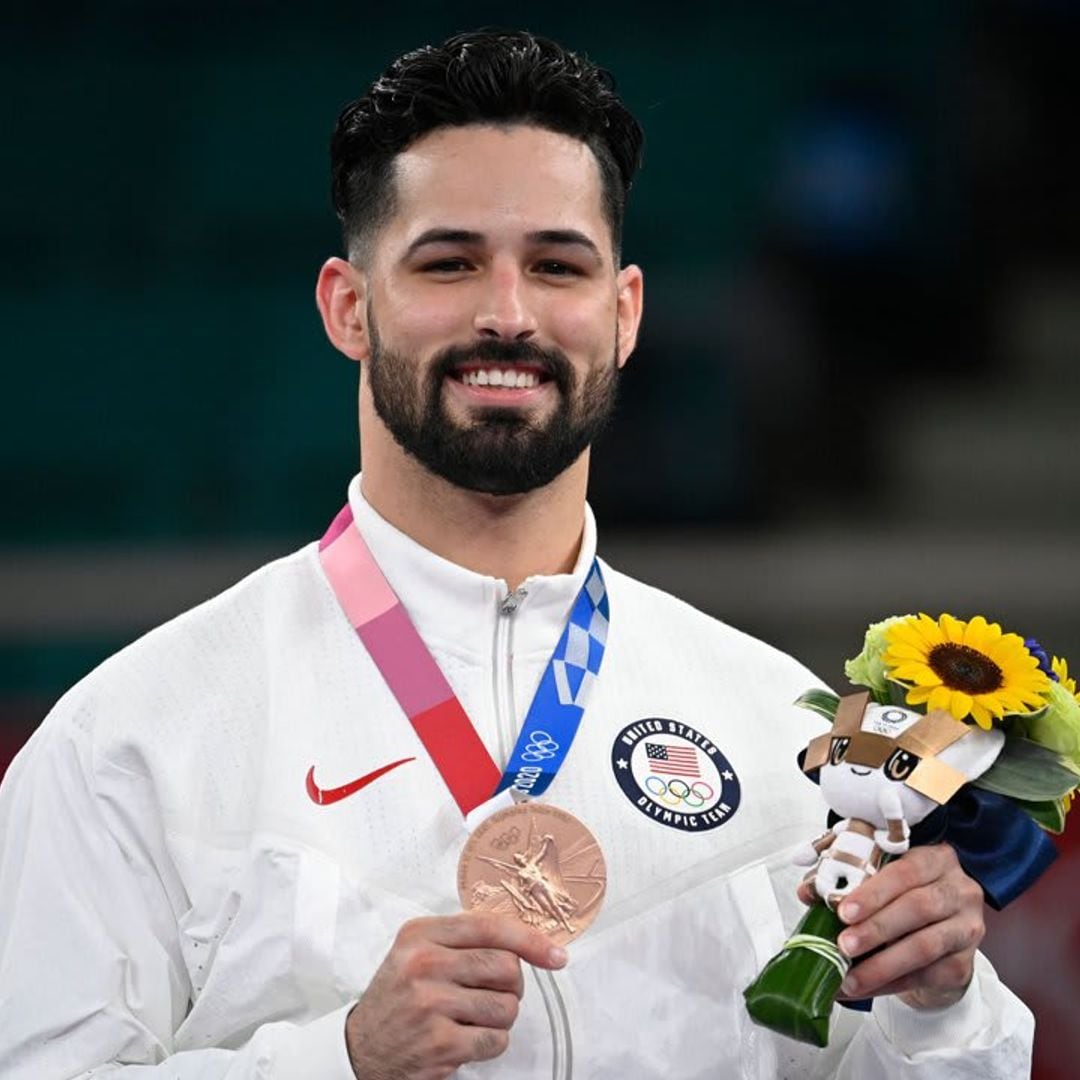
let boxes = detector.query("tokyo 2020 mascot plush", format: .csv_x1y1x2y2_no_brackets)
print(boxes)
743,691,1004,1046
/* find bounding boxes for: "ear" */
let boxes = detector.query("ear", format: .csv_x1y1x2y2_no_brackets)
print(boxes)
614,264,644,369
315,256,370,363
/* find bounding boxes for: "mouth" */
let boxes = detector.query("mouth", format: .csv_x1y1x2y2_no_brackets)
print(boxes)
448,363,552,389
444,363,555,404
849,766,872,776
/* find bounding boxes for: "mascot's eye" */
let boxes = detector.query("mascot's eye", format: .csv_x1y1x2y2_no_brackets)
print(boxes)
885,749,919,781
829,737,850,765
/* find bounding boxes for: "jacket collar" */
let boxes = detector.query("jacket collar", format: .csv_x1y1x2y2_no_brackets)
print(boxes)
346,474,598,660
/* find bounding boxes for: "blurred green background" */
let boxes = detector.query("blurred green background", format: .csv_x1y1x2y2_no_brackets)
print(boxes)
5,0,1079,706
2,4,1079,1073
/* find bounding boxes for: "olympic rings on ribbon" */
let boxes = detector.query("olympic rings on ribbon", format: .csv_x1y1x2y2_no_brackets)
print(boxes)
644,776,715,808
520,731,560,762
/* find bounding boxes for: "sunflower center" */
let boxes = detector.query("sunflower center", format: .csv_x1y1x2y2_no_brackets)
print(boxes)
928,643,1004,695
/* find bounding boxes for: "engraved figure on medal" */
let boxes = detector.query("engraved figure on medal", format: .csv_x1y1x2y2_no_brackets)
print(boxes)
458,803,606,946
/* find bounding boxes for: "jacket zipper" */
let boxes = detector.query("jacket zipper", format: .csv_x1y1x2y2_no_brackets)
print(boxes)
493,586,525,762
494,586,573,1080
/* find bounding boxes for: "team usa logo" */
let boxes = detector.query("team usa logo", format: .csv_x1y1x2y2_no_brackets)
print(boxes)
611,718,741,832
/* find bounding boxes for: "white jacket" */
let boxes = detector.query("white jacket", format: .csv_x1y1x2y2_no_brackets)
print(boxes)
0,477,1033,1078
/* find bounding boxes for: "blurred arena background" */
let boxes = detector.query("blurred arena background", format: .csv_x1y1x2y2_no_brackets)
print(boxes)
2,2,1078,1074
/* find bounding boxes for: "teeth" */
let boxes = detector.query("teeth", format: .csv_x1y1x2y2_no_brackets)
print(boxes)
461,369,539,389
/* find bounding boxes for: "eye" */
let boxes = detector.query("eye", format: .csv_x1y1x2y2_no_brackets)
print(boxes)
829,737,850,765
422,258,473,273
884,749,919,781
534,260,581,277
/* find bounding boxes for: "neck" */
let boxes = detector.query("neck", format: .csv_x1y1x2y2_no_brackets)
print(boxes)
359,441,589,591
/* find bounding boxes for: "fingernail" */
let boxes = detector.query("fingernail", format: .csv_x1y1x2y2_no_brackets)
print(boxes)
549,946,568,968
838,931,859,958
841,975,859,996
839,901,859,923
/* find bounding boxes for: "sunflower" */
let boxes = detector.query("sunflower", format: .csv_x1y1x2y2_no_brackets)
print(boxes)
883,613,1051,729
1052,656,1079,699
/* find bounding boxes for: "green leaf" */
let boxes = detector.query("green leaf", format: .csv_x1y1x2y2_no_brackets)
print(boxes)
1011,705,1049,728
973,737,1080,801
1009,797,1067,835
794,689,839,724
886,679,911,708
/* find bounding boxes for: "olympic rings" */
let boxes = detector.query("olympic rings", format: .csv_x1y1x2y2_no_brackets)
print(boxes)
520,731,560,762
644,776,715,808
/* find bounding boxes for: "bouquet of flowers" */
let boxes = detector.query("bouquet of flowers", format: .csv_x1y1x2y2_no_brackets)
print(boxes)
743,613,1080,1047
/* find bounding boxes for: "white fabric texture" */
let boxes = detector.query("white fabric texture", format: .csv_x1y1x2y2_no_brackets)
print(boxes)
0,476,1033,1078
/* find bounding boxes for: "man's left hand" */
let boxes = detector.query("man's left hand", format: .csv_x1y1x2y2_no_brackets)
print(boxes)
800,843,986,1009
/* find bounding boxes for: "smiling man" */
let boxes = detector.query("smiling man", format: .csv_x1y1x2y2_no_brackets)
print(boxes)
0,29,1033,1080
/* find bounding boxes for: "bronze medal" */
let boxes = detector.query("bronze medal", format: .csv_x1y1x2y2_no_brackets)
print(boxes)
458,802,607,947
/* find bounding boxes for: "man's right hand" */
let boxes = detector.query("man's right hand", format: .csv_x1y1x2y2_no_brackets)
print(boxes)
345,911,568,1080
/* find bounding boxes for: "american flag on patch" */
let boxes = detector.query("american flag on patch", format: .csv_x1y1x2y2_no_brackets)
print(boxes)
645,742,700,778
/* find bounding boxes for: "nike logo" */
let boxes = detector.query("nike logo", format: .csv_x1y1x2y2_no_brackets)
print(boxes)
306,757,416,805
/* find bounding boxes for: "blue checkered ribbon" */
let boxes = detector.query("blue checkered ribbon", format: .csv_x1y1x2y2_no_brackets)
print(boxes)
496,560,609,799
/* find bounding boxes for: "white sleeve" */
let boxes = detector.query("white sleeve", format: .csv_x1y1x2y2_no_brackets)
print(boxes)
0,708,356,1080
767,851,1034,1078
818,953,1035,1078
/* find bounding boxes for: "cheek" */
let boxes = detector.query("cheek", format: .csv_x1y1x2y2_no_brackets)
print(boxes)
897,785,935,825
820,769,879,820
378,285,471,355
548,295,617,357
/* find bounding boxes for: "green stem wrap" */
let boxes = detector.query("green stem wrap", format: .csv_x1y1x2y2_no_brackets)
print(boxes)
743,901,849,1047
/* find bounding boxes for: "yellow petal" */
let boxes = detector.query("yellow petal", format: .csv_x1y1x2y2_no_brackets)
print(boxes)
970,702,993,729
964,616,989,649
888,622,925,648
886,642,932,662
905,685,935,705
889,663,937,685
949,691,974,719
929,686,953,713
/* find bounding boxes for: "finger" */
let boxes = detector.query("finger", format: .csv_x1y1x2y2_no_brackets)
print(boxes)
416,912,568,970
862,954,975,1009
796,879,817,907
422,1015,509,1069
837,874,977,960
443,987,521,1030
837,844,958,925
452,947,527,997
838,918,979,999
467,1027,511,1063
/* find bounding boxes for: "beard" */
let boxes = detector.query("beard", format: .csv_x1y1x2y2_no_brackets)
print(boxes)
365,316,620,496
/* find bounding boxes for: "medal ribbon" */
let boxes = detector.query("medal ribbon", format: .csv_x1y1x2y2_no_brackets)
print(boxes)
318,504,609,817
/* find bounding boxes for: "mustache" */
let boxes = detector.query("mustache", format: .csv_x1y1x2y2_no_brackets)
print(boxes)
431,339,573,393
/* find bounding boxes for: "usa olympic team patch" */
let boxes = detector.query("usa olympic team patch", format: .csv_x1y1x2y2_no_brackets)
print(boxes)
611,718,741,832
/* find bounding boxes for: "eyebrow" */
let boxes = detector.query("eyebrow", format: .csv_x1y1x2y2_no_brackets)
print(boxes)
404,227,603,263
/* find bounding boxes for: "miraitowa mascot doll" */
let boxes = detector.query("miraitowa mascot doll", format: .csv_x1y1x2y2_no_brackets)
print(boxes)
743,689,1055,1047
795,692,1002,907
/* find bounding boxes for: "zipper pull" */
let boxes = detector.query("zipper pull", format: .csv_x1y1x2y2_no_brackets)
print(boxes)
499,587,528,615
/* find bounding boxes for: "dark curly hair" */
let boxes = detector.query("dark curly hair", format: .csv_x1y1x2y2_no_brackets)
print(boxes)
330,29,644,263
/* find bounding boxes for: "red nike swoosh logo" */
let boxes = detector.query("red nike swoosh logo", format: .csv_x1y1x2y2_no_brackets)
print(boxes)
306,757,415,805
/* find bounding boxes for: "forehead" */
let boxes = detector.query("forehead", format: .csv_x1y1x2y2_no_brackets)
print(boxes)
382,124,609,252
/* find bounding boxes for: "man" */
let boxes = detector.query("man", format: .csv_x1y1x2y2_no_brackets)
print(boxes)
0,29,1033,1079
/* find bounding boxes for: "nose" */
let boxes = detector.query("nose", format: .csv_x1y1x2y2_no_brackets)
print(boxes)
473,259,538,341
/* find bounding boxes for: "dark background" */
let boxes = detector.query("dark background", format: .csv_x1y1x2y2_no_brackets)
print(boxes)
2,2,1078,1074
